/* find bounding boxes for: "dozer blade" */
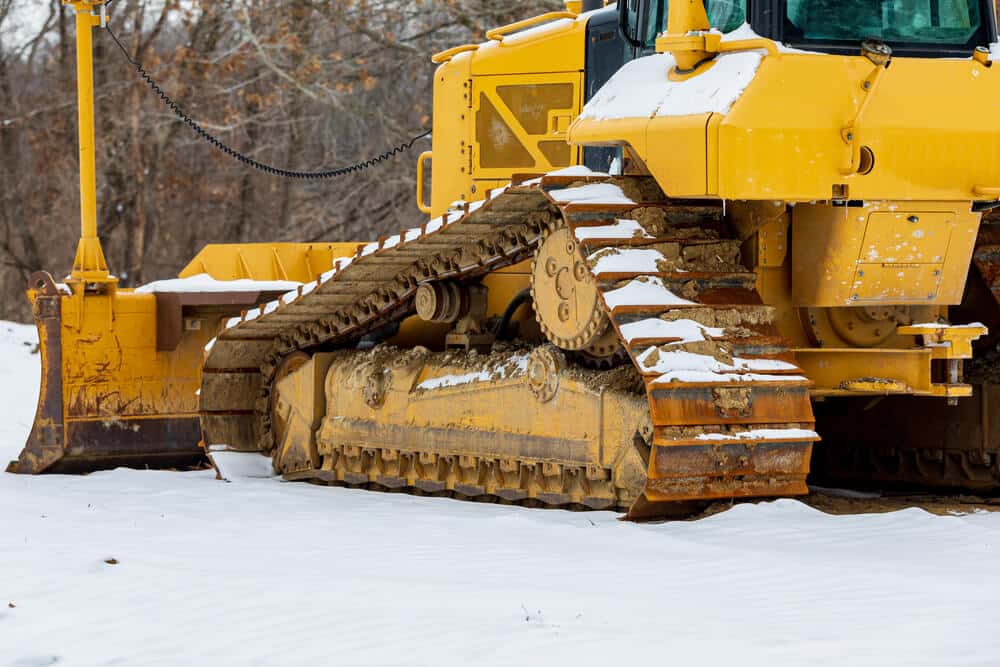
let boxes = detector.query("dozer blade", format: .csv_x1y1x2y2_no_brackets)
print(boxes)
8,271,275,474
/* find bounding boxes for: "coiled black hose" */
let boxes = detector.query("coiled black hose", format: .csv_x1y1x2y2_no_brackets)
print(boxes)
492,288,533,340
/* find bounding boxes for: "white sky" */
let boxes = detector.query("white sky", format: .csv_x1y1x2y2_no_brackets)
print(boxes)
0,1,52,50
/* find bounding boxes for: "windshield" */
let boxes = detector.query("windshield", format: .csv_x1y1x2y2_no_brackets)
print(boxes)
786,0,984,46
627,0,747,48
708,0,747,33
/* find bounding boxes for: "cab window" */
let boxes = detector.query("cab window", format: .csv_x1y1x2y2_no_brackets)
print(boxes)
707,0,747,33
785,0,983,46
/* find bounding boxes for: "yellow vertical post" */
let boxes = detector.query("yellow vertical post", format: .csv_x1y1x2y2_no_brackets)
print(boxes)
666,0,710,38
664,0,712,72
67,0,113,283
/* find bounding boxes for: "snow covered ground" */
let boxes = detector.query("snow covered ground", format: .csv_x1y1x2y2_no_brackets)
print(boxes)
2,322,1000,666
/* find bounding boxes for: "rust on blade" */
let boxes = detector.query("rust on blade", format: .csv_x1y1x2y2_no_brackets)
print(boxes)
11,272,212,475
8,273,65,474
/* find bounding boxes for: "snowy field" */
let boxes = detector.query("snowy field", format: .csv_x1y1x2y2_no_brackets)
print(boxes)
1,322,999,666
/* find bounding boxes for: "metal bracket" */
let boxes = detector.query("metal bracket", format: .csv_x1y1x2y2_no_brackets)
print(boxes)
897,323,987,360
898,322,988,402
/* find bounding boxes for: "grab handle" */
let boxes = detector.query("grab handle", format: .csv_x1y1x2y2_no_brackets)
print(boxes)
416,151,432,215
486,12,576,42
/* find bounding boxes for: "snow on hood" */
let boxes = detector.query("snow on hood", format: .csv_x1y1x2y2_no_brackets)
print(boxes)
579,50,763,121
577,22,831,123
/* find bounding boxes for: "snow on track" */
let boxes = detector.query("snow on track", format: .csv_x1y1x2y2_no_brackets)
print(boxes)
415,354,530,390
574,218,653,241
587,248,666,274
637,347,798,375
1,322,999,666
602,276,697,309
619,318,725,344
548,182,635,205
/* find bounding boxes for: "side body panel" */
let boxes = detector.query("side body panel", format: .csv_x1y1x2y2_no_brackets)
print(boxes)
429,8,628,217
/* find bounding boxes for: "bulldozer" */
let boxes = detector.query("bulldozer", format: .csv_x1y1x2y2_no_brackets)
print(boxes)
10,0,1000,518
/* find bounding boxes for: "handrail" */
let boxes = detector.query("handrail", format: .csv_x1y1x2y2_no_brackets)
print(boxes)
717,38,778,57
839,65,889,176
485,11,576,42
431,44,479,64
416,151,433,215
656,32,780,71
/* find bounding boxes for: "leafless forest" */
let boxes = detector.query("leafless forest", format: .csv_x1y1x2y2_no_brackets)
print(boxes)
0,0,560,321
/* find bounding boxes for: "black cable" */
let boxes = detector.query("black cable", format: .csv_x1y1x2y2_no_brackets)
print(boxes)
492,288,532,340
104,23,430,180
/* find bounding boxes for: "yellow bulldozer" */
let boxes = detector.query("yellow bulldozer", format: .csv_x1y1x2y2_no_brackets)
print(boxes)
9,0,1000,518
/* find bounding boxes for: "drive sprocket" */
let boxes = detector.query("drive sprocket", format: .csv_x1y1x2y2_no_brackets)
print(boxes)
530,223,609,351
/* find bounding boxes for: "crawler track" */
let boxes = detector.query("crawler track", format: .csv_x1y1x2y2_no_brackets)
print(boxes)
200,175,818,511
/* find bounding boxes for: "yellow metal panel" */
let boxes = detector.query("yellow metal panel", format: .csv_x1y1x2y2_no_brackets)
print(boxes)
180,243,362,283
795,348,933,396
854,263,942,302
758,216,789,268
791,202,979,306
644,113,711,196
472,179,511,200
706,112,721,194
862,212,951,264
470,17,587,77
578,52,1000,202
430,51,474,217
568,116,648,157
472,72,583,181
60,291,210,420
718,55,1000,201
427,11,589,215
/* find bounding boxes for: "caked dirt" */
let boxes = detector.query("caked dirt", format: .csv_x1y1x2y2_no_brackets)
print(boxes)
345,342,648,396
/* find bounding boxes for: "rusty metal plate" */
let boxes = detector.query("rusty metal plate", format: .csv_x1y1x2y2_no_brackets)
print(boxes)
644,441,813,502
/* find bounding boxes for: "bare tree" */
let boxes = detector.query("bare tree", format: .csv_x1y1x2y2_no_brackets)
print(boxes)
0,0,562,317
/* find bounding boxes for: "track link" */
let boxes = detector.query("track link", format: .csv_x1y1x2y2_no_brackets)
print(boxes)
550,177,817,504
201,174,818,511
